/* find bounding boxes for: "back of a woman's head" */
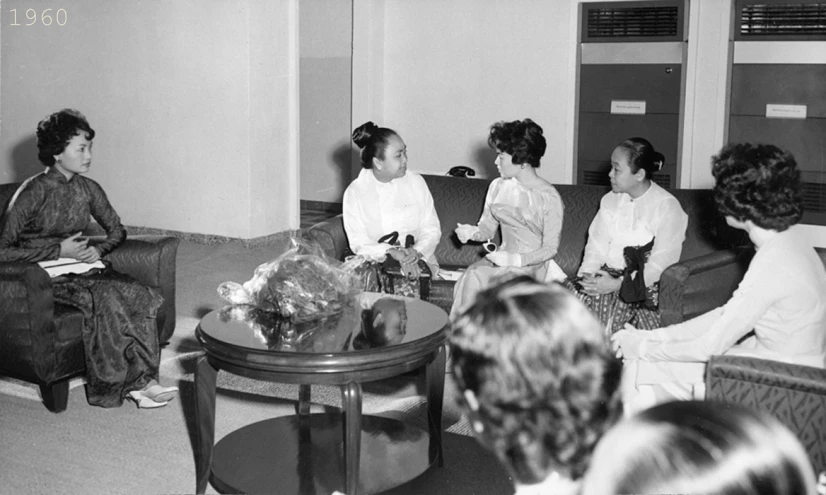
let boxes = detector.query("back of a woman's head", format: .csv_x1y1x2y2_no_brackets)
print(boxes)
36,109,96,167
581,400,816,495
488,119,547,167
712,143,803,231
352,121,398,169
449,276,623,484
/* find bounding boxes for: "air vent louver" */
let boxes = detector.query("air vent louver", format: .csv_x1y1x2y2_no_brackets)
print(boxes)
803,181,826,212
583,171,610,186
737,2,826,39
584,2,682,42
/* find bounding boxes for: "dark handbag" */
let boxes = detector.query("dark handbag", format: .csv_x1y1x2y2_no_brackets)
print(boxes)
381,234,431,300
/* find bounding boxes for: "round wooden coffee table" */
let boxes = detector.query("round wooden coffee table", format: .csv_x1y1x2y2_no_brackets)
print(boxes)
194,292,449,495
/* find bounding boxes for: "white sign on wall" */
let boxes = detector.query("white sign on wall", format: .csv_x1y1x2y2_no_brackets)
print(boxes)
766,104,807,119
611,100,647,115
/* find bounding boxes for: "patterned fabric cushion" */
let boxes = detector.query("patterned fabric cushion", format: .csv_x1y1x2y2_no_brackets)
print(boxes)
706,355,826,474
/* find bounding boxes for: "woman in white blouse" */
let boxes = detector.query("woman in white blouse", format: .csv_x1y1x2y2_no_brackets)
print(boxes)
568,138,688,334
613,143,826,412
343,121,441,287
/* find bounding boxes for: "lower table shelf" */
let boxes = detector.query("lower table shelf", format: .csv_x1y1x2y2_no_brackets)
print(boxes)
210,413,432,494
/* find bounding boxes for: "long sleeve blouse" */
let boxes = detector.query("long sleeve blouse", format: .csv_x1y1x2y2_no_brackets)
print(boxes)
342,168,441,264
578,182,687,286
0,168,126,262
640,227,826,368
475,178,563,267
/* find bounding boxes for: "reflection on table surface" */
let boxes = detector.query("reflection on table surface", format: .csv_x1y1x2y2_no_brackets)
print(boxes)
205,292,447,354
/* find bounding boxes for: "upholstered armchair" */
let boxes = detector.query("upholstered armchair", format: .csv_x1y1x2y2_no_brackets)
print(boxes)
706,355,826,474
0,182,179,412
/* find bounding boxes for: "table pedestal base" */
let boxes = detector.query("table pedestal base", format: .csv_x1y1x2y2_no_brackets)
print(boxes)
210,414,432,495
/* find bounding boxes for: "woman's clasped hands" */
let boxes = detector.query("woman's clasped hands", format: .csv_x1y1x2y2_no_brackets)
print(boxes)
578,270,622,296
388,246,421,280
59,231,101,263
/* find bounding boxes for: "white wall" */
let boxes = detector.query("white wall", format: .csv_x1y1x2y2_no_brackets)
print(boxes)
0,0,299,239
299,0,354,204
381,0,577,183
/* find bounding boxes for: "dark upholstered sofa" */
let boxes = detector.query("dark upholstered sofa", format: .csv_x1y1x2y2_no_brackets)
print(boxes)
0,182,179,412
308,174,753,322
706,355,826,474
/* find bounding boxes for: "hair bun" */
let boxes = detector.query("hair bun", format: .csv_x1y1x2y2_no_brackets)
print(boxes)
653,151,665,171
352,121,378,149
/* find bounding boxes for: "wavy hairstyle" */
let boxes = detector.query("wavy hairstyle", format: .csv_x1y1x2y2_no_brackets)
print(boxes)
36,109,95,167
488,119,547,167
615,137,664,180
581,400,817,495
449,275,623,484
352,121,399,169
712,143,803,231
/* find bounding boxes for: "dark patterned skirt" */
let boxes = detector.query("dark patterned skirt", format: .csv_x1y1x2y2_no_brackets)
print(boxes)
349,259,431,300
52,267,164,408
562,278,661,335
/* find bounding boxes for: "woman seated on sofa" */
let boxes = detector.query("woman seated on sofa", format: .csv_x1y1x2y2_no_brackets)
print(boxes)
451,118,565,318
0,109,177,409
612,143,826,411
450,275,623,495
581,400,817,495
343,121,441,297
567,137,688,334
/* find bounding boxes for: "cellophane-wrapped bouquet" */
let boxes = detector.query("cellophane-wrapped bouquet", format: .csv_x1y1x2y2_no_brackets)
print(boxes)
217,236,359,322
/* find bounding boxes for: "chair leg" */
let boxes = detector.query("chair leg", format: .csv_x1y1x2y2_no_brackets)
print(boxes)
40,380,70,413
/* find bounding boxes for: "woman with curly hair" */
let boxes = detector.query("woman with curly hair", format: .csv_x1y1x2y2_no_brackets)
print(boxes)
581,400,817,495
450,275,623,495
0,109,177,409
451,119,565,318
613,143,826,411
567,137,688,334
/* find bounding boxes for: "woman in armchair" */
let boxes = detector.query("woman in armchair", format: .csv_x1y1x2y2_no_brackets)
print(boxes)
567,137,688,334
613,143,826,411
0,109,177,409
451,118,565,318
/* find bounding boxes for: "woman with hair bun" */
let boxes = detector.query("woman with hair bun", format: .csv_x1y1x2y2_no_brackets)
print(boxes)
613,143,826,411
451,118,565,318
568,137,688,334
581,400,817,495
343,122,441,292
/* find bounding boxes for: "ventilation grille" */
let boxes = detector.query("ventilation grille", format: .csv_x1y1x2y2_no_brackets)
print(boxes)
583,2,683,42
582,170,673,189
583,170,610,186
737,2,826,39
803,181,826,212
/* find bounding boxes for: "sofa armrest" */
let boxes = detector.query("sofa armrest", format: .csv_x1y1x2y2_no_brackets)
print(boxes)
306,215,349,261
103,236,180,344
658,248,753,326
706,355,826,473
0,262,58,381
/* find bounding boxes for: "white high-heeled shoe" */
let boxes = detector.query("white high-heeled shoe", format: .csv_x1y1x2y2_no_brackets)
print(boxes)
126,390,168,409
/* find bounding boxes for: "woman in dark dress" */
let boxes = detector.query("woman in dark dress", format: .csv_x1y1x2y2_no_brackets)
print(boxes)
0,109,177,409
